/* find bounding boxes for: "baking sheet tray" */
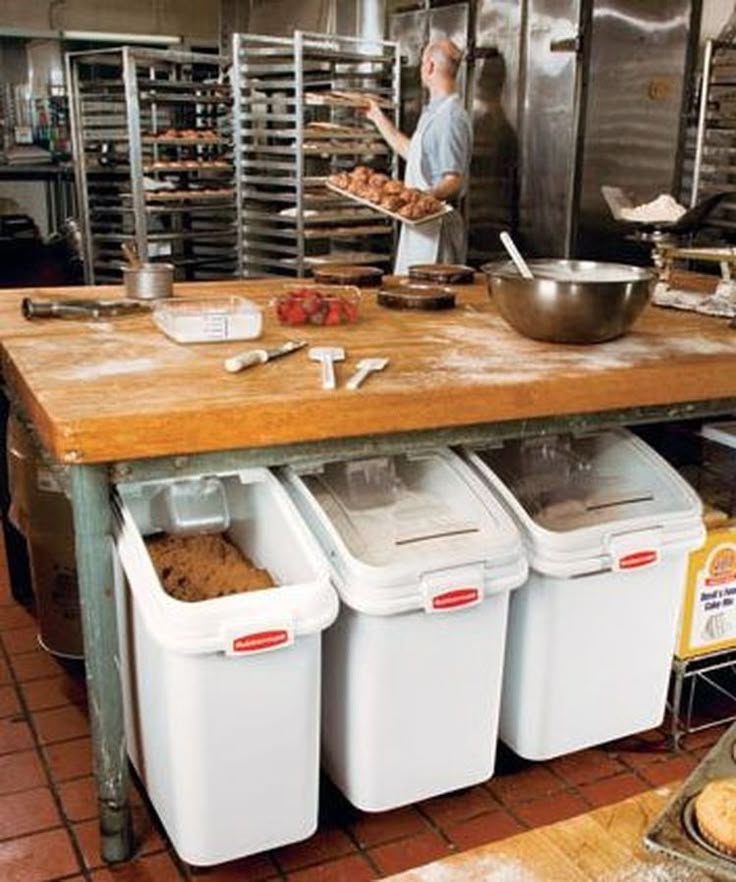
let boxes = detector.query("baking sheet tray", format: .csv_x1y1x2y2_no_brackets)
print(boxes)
644,720,736,880
325,181,453,227
305,91,394,110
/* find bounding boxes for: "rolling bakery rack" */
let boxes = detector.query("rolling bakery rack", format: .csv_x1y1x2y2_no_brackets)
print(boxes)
232,31,400,277
66,46,236,283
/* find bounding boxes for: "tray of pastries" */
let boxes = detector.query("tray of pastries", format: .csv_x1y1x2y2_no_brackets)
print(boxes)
305,89,394,109
645,721,736,879
326,166,452,226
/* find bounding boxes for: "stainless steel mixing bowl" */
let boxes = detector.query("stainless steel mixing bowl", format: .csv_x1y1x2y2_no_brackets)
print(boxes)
481,259,655,344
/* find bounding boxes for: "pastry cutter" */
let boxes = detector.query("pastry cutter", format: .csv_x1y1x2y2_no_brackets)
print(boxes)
224,339,306,373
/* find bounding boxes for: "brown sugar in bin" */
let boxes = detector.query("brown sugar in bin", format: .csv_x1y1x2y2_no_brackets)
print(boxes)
312,264,384,287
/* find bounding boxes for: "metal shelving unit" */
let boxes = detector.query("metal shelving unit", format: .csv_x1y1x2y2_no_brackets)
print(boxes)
232,31,400,278
684,39,736,237
66,46,236,283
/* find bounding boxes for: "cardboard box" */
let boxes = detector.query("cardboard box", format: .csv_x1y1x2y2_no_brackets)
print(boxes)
7,415,83,658
676,522,736,659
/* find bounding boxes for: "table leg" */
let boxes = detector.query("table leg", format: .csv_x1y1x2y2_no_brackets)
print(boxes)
70,464,132,862
668,658,686,751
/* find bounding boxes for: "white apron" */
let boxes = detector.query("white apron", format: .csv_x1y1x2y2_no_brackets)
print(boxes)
394,95,465,275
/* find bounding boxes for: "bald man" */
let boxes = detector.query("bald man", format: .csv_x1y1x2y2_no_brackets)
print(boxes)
365,39,473,274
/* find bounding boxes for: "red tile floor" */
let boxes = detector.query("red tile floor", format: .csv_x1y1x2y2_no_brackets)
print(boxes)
0,533,728,882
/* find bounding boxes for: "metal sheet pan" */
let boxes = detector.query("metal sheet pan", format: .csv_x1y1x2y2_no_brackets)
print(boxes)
645,721,736,880
325,181,452,227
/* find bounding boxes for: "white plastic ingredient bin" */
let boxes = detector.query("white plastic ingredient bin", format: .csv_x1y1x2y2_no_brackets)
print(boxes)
113,469,337,866
280,450,528,811
463,429,705,760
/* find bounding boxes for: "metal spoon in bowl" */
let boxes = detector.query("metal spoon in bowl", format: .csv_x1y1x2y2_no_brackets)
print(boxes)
500,231,534,280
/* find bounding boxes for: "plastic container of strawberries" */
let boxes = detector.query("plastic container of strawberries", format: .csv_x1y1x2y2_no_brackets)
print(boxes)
272,284,360,327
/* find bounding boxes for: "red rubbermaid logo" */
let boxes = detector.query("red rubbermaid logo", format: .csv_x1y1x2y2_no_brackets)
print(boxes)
432,588,480,610
618,550,658,570
232,630,289,653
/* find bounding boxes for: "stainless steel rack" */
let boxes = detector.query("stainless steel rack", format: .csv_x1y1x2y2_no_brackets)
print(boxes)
232,31,400,278
686,39,736,237
66,46,236,283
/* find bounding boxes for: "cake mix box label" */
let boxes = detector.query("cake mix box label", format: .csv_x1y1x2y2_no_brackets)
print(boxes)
677,525,736,659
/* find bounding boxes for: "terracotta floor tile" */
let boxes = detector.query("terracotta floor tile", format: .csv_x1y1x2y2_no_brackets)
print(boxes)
679,724,730,752
486,764,566,805
0,684,20,718
10,649,65,683
444,809,525,852
183,851,279,880
43,736,93,782
274,827,356,873
285,853,377,882
349,807,426,848
2,626,40,656
0,717,33,755
578,772,650,808
0,786,61,840
59,776,98,823
0,826,80,881
0,655,10,686
368,830,451,877
549,749,627,786
74,807,166,871
0,749,46,795
91,850,185,881
33,704,89,744
22,675,87,713
419,785,501,828
637,754,699,788
512,791,590,829
0,604,36,632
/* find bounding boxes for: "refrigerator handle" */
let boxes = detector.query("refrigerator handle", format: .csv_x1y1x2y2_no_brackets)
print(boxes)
550,33,581,54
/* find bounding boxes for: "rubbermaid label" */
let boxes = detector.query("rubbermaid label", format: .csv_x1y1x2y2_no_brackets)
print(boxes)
432,588,480,610
232,629,289,653
617,549,659,570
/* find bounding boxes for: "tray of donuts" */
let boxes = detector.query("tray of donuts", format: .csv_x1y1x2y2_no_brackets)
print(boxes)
326,166,452,226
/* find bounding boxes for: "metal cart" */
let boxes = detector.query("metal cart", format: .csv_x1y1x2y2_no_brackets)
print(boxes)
232,31,400,277
66,46,236,283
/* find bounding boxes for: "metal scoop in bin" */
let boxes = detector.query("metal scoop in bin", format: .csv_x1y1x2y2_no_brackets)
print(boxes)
150,478,230,536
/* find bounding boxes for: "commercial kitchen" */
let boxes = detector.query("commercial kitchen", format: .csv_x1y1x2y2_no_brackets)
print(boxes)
2,3,736,881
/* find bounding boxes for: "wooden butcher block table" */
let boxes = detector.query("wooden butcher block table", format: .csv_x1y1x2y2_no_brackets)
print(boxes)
2,274,736,864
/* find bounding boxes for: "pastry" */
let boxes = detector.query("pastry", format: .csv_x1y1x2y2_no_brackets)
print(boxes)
694,777,736,855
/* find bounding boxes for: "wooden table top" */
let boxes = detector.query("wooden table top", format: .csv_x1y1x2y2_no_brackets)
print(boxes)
385,785,714,881
2,277,736,465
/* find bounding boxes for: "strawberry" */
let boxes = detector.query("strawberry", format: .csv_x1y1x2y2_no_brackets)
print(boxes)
324,299,343,325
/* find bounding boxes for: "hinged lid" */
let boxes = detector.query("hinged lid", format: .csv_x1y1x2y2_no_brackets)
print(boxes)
464,429,704,575
281,449,527,613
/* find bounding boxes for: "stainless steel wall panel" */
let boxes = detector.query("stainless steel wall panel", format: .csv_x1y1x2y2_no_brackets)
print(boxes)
518,0,582,257
469,0,523,261
575,0,693,260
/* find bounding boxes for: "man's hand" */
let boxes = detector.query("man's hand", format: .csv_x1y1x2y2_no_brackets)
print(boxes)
362,98,410,161
430,172,463,202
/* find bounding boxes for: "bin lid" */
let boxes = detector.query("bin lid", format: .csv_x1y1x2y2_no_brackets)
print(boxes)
465,430,704,575
284,449,527,612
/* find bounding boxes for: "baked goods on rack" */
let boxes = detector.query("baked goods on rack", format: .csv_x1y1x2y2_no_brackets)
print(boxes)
694,777,736,856
327,166,445,221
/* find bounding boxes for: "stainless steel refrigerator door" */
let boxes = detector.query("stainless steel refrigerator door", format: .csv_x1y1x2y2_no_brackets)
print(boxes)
575,0,693,260
518,0,584,258
470,0,524,262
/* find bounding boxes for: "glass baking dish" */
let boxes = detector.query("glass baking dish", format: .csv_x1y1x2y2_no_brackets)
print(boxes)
152,297,263,343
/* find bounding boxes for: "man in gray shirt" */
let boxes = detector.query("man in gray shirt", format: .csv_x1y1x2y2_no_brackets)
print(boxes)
365,39,473,273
